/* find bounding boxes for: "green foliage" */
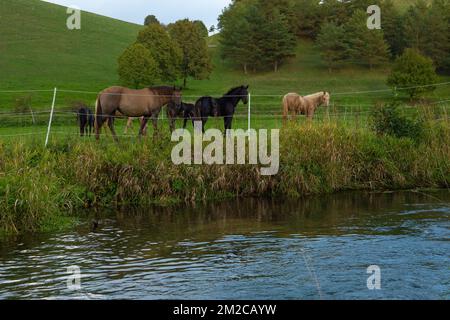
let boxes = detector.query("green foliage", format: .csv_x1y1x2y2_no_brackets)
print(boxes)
144,14,160,26
219,0,296,73
316,22,348,72
344,10,390,68
387,48,438,98
136,24,182,82
380,0,405,57
1,120,449,235
168,19,212,87
403,0,450,69
117,43,159,88
193,20,209,38
371,103,424,141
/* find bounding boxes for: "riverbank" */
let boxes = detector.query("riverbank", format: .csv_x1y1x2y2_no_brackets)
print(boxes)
0,120,449,235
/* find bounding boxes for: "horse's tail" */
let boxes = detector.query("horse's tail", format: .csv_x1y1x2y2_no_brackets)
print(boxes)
94,95,103,140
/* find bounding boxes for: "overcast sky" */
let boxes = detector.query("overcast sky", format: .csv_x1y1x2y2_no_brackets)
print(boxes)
43,0,232,28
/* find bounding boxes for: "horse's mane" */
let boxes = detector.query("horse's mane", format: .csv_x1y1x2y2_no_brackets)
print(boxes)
304,92,326,99
224,86,244,97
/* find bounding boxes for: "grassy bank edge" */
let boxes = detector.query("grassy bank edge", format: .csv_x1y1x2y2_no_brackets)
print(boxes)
0,121,449,236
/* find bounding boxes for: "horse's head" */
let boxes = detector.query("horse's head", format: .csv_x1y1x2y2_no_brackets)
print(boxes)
171,86,183,107
321,92,330,107
240,85,250,104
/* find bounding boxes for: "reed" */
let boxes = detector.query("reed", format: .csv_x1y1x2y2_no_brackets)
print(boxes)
0,117,449,235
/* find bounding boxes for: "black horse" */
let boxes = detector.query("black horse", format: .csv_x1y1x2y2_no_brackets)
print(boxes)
78,107,95,137
195,85,249,133
167,101,196,132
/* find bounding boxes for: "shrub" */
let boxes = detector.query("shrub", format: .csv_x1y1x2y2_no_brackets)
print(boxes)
371,103,424,142
387,49,438,99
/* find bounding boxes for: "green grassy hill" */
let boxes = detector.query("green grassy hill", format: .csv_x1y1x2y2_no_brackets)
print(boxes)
0,0,142,106
0,0,448,117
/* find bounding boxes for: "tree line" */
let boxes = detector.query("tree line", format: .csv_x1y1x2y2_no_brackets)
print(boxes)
118,17,212,88
219,0,450,74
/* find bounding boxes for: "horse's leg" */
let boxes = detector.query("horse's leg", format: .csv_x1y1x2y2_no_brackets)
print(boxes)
107,117,119,143
138,117,149,139
151,113,159,139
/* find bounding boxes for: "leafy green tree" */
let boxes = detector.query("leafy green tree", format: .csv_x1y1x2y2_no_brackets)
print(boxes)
219,1,258,74
316,22,348,72
403,1,430,52
387,48,438,99
136,24,181,82
380,0,405,57
219,0,296,73
144,15,160,26
168,19,212,87
193,20,209,38
344,10,389,69
403,0,449,69
118,44,160,88
260,5,297,72
292,0,325,38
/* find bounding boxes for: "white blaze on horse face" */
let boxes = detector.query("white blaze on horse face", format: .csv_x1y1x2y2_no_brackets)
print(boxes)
259,129,280,176
171,129,192,165
367,5,381,30
66,6,81,30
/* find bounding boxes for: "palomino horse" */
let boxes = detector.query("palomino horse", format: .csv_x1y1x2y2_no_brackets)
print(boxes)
95,86,182,141
282,91,330,122
195,85,249,133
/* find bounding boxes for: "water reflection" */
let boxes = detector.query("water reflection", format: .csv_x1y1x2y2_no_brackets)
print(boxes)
0,190,449,300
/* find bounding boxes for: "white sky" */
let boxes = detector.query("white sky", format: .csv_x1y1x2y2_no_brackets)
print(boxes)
42,0,232,27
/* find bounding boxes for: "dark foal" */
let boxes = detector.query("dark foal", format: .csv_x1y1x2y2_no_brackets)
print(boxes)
78,107,95,137
195,86,249,133
167,101,196,132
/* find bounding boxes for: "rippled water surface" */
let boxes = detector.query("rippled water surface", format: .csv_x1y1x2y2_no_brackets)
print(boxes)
0,191,449,300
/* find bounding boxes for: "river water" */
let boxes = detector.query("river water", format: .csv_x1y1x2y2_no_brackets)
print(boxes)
0,190,449,300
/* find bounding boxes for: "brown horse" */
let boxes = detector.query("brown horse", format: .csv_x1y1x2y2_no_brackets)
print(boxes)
95,86,182,141
282,91,330,122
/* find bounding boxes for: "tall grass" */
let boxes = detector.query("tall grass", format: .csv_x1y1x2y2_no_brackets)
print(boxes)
0,114,449,235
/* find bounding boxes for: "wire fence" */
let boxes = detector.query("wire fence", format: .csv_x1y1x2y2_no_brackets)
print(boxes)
0,82,449,143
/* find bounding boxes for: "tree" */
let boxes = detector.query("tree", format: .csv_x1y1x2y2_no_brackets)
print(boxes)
144,15,160,26
219,0,296,73
380,0,405,57
168,19,212,87
403,0,449,69
260,5,297,72
344,10,389,69
316,22,348,72
136,24,181,82
193,20,209,38
219,1,258,74
118,44,159,89
387,49,438,99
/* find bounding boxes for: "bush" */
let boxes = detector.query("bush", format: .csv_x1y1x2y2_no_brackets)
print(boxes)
387,49,438,99
371,103,424,142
